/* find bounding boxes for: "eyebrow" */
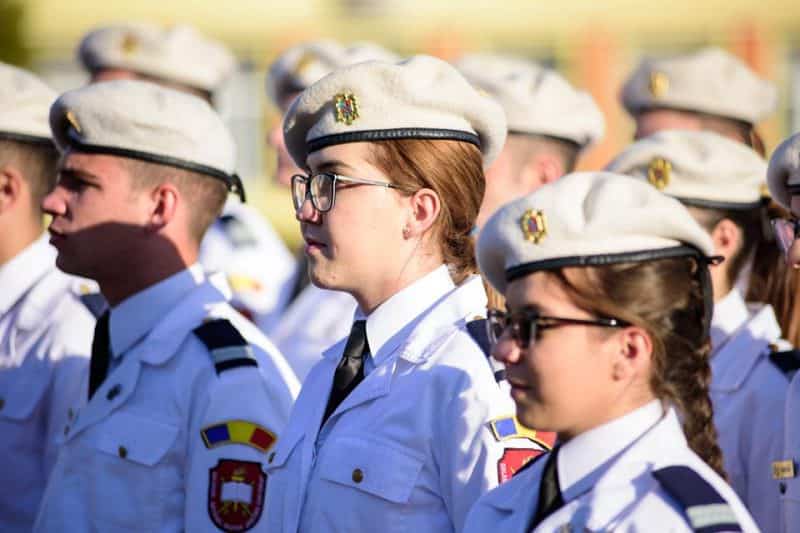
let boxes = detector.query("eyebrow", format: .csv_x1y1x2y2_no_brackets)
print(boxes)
57,167,101,183
311,159,358,175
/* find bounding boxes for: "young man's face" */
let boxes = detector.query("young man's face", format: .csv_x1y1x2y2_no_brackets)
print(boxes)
42,151,153,280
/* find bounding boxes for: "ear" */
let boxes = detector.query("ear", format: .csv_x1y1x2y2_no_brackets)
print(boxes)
611,326,653,382
709,218,742,265
404,187,441,239
0,165,25,214
519,153,564,192
147,182,180,231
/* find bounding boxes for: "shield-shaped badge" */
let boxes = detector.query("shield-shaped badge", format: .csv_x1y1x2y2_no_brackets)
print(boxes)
208,459,267,531
497,448,545,483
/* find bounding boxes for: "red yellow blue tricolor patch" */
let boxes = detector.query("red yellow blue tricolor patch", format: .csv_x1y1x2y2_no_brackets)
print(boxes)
201,420,276,453
488,416,556,450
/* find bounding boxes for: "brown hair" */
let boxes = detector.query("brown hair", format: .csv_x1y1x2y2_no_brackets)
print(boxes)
550,257,726,478
122,158,228,242
0,138,58,212
369,139,485,285
747,201,800,346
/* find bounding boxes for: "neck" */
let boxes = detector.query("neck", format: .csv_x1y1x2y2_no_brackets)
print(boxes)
353,261,443,315
100,240,198,307
558,391,655,443
0,215,43,267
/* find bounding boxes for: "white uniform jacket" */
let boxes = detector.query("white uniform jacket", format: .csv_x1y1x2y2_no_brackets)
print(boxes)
709,289,789,532
200,199,297,332
34,267,299,532
264,267,550,533
0,237,94,532
464,401,760,533
269,284,357,382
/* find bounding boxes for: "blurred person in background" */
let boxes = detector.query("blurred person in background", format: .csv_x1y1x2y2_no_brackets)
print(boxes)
265,40,400,382
609,129,792,532
766,132,800,533
0,63,94,533
78,22,297,332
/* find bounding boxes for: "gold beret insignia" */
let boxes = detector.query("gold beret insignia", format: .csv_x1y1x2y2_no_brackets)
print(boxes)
520,209,547,244
648,71,669,99
647,157,671,190
334,92,359,126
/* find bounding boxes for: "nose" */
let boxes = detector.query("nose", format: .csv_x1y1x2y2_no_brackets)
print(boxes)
296,196,321,224
267,121,283,150
41,185,66,217
491,331,522,366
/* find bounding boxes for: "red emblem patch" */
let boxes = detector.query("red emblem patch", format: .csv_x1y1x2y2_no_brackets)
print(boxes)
498,448,544,483
208,459,266,531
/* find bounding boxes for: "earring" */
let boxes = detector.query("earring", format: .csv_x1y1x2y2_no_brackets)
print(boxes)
402,226,410,239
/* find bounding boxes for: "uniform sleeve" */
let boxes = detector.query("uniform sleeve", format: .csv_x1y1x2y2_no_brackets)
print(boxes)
184,363,292,532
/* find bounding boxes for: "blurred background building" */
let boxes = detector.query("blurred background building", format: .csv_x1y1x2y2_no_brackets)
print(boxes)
3,0,800,248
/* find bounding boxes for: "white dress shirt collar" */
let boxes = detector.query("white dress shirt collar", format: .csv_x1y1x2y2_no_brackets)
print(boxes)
710,288,749,352
0,235,54,315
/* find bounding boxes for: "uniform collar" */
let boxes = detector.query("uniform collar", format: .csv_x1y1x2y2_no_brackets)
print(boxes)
557,399,665,499
710,288,749,352
356,265,455,366
109,264,205,358
0,235,54,315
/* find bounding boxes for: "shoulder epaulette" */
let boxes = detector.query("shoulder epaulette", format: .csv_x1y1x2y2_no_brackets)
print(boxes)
465,318,506,383
769,348,800,375
193,318,258,375
219,214,258,248
652,465,742,533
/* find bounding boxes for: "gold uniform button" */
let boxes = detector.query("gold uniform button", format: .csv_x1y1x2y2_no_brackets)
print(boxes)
268,452,275,464
352,468,364,483
118,446,128,459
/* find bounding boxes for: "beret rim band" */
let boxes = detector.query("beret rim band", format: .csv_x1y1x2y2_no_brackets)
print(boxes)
307,128,481,154
64,137,246,202
505,245,705,283
0,131,54,146
674,195,765,211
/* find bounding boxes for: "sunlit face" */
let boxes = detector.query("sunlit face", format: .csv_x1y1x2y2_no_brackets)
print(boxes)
297,142,409,294
42,152,153,280
493,272,624,438
268,92,303,188
634,109,703,140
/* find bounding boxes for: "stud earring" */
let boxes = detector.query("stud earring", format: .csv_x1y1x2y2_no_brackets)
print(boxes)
402,226,410,239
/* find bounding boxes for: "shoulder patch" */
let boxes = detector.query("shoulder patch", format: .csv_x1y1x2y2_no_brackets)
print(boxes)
770,348,800,374
489,416,556,449
193,319,258,374
201,420,276,453
466,317,506,382
498,448,547,483
219,214,258,248
652,465,742,532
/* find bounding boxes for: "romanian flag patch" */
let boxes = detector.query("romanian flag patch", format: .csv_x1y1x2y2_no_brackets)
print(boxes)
201,420,276,453
489,416,556,450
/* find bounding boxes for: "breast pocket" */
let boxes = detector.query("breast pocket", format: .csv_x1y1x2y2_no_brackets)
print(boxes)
311,436,426,532
89,411,179,530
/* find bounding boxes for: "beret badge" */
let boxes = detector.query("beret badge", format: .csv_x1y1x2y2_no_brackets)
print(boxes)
647,157,671,190
520,209,547,244
120,33,139,55
648,71,669,99
334,92,359,125
65,110,82,135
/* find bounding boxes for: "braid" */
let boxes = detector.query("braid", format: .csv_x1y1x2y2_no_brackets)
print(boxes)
553,257,727,478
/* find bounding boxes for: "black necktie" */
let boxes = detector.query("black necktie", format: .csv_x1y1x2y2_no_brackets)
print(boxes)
88,311,111,400
529,446,564,530
322,320,368,425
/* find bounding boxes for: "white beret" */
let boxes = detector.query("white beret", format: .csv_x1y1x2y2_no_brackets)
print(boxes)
477,171,714,293
607,130,767,209
456,53,605,148
0,62,57,143
283,54,507,169
621,47,777,125
767,132,800,211
50,80,244,200
266,40,399,108
79,23,235,93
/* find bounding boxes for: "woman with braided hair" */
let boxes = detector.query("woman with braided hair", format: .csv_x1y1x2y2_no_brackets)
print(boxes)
464,172,757,532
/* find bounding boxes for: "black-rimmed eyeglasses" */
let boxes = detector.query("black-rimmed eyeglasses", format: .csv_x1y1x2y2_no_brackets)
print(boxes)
486,308,629,349
291,172,402,213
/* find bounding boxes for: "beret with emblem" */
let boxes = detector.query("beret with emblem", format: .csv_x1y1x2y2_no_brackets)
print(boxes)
477,172,714,293
621,47,777,125
283,54,507,169
607,130,767,209
0,62,57,143
767,132,800,212
266,40,399,109
50,80,244,200
78,23,236,93
456,53,605,148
